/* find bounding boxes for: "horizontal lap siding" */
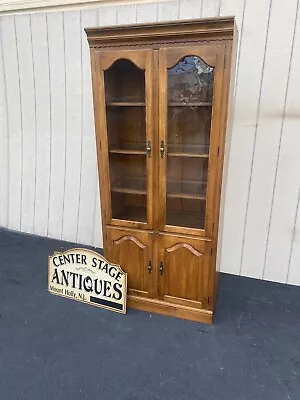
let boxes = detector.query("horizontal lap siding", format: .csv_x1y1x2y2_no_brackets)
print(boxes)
0,0,299,285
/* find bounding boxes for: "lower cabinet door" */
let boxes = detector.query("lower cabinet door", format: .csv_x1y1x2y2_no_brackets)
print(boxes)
106,227,154,298
158,233,212,310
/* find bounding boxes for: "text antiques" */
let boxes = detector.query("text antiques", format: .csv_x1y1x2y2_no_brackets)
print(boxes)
48,248,127,314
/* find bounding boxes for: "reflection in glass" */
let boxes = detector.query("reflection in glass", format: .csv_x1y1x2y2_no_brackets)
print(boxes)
166,56,215,229
168,56,214,104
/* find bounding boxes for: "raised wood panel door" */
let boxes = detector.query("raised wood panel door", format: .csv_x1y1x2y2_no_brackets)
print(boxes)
106,227,154,298
158,45,225,237
93,49,154,230
158,234,212,309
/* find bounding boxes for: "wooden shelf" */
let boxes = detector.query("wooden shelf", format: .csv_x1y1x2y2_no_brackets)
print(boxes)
112,187,146,195
111,177,146,196
167,193,206,200
167,179,207,200
112,176,207,201
168,102,212,107
168,152,209,158
109,143,210,158
114,205,205,228
166,210,205,230
109,142,146,155
168,144,210,158
114,205,147,223
110,149,146,155
112,178,206,200
106,102,145,107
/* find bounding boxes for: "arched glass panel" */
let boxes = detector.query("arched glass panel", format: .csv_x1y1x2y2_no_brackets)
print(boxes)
166,56,215,229
104,60,147,223
105,59,145,102
168,56,214,103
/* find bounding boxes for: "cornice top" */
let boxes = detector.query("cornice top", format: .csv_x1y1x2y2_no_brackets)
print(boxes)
85,17,236,48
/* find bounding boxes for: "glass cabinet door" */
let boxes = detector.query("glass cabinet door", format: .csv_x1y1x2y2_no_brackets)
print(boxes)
158,46,225,235
99,51,153,228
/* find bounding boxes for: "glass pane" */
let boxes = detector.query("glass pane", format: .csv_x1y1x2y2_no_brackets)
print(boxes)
166,56,214,229
168,106,211,156
168,56,214,103
104,60,147,223
107,106,146,152
105,59,145,103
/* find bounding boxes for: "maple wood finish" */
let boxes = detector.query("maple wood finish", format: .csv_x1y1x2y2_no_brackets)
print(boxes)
86,17,237,324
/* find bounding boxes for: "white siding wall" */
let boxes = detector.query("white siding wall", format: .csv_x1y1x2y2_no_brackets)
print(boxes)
0,0,299,285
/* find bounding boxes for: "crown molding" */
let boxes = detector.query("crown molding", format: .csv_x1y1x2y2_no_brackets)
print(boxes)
86,16,236,48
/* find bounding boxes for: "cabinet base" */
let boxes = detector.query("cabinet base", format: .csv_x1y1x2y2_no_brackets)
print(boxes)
128,295,213,324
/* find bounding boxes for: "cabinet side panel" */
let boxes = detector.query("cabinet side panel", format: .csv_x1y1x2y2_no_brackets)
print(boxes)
216,33,238,275
89,50,111,251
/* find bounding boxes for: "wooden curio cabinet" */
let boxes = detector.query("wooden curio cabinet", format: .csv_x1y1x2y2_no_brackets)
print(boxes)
86,17,237,324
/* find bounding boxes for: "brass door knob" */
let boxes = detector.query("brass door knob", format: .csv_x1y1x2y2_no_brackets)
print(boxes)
146,140,152,158
159,261,164,275
160,140,165,159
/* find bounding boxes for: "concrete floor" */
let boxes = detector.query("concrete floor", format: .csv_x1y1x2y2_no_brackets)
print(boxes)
0,227,300,400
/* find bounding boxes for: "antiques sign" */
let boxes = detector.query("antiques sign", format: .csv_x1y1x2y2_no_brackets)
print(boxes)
48,248,127,314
